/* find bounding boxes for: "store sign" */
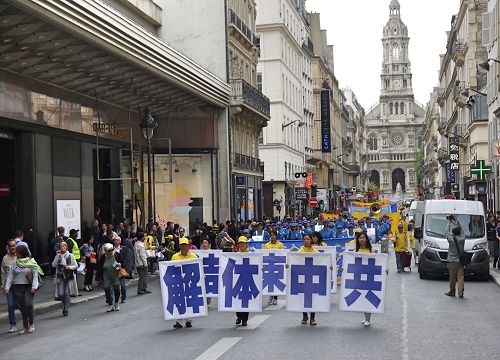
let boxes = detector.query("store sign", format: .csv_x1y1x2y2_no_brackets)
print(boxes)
470,160,492,181
448,137,459,170
305,173,313,189
445,163,456,183
320,90,331,153
295,187,309,201
92,123,129,139
56,200,81,237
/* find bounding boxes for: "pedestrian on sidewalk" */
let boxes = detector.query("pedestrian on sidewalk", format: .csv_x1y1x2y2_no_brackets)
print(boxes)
134,232,150,295
96,243,122,312
80,235,97,291
52,242,78,316
494,220,500,269
171,237,198,329
3,245,43,334
445,221,465,298
113,235,128,303
487,216,497,266
1,239,18,332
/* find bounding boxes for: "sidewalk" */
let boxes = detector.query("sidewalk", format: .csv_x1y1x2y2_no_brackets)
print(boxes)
489,266,500,287
0,273,159,325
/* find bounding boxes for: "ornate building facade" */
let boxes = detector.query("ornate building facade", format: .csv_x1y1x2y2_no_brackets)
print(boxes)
365,0,424,198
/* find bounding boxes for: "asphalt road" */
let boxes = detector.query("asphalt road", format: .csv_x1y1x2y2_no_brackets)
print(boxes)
1,254,499,360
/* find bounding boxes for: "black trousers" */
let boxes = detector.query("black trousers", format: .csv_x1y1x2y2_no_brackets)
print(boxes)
303,312,315,319
13,284,34,328
236,312,249,322
84,262,96,286
104,285,120,305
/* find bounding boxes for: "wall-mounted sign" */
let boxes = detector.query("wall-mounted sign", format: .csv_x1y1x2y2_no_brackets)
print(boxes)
56,200,81,237
470,160,492,181
445,163,456,183
320,90,331,153
448,137,459,170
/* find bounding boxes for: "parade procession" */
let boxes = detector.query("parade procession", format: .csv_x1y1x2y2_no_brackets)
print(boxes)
3,0,500,359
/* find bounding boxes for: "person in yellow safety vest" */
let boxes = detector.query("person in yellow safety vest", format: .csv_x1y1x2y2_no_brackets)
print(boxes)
67,229,81,261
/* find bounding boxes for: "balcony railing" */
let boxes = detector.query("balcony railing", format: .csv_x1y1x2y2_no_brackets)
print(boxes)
230,79,270,118
233,153,262,173
229,9,255,45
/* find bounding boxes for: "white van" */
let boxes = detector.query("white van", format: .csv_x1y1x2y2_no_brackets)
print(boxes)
414,200,489,280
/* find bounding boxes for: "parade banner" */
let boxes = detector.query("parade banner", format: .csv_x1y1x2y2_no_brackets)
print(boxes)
218,252,263,312
192,250,221,298
256,249,289,296
314,246,337,294
159,259,207,321
344,243,382,253
286,252,332,313
340,252,388,314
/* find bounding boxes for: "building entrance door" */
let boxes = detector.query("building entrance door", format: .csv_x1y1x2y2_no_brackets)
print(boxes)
0,136,16,246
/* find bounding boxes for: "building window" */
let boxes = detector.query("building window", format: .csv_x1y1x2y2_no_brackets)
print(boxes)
409,170,415,184
389,103,393,115
395,102,398,115
258,129,263,145
400,102,404,115
257,73,263,92
392,45,399,61
368,134,378,151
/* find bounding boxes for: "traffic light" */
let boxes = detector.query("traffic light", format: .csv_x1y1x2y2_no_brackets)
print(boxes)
311,184,318,198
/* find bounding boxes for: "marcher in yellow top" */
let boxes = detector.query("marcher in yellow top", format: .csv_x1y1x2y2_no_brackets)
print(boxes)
354,232,388,327
264,231,285,305
393,224,408,273
171,237,198,329
236,236,250,327
263,231,286,250
311,232,327,247
298,234,318,325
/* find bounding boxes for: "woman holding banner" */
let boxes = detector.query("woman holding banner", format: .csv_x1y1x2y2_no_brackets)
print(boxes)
311,232,327,247
298,233,319,326
236,236,250,326
263,231,286,305
354,232,374,327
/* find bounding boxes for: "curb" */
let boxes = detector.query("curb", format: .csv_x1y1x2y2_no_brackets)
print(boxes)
489,269,500,287
0,275,159,326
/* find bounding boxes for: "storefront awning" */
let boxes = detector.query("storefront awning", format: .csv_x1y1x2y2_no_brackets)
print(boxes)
1,0,230,115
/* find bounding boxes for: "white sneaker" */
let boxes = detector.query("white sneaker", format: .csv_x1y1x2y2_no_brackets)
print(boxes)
107,305,114,312
361,320,366,325
363,321,371,327
272,298,278,305
267,296,273,304
27,324,35,333
8,325,17,333
114,303,120,311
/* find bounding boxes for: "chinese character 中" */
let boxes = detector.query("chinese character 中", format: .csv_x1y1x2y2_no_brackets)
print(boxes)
222,257,260,308
290,257,327,308
262,253,286,293
203,253,219,295
163,263,204,315
344,257,382,308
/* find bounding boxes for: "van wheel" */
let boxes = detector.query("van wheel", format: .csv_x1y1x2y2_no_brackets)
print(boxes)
478,274,490,281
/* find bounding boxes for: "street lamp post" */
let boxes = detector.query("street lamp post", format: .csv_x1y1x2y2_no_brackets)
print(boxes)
140,107,158,226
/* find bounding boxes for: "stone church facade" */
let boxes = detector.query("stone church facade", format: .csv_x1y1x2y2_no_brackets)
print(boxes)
365,0,424,199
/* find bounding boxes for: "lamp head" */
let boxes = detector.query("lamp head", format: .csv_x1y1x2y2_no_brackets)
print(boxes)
140,107,157,141
460,89,470,98
477,60,490,74
298,121,306,128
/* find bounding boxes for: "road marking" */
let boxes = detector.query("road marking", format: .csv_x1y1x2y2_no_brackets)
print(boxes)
401,276,409,360
264,300,286,310
195,337,242,360
237,314,271,330
130,304,155,316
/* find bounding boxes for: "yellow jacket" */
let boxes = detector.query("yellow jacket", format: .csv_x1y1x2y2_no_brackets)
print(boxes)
263,241,286,249
144,235,157,250
409,231,415,249
393,231,408,252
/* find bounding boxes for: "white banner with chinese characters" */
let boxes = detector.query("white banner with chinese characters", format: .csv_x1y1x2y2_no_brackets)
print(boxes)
340,252,388,314
286,252,332,313
159,259,207,321
218,252,263,312
313,246,337,294
255,249,289,296
192,250,221,298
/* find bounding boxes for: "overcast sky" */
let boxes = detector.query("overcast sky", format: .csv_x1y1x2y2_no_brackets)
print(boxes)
306,0,460,110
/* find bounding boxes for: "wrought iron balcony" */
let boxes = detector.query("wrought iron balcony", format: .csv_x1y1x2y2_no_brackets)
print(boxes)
230,79,270,118
229,9,255,45
232,153,263,173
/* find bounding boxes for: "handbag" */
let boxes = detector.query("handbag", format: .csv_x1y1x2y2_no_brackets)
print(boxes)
453,236,472,266
26,270,43,289
117,267,129,279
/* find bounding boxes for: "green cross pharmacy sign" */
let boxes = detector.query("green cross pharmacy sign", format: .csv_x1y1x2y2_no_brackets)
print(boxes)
470,160,492,181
